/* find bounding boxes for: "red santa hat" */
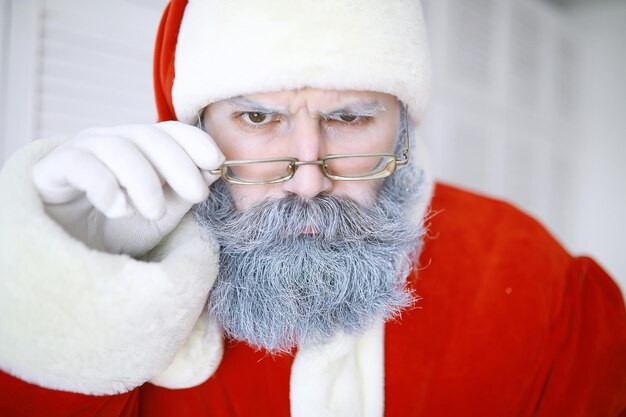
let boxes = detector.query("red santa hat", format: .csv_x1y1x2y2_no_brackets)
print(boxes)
153,0,432,124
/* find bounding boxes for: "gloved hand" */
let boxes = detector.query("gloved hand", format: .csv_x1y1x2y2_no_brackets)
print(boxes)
32,121,224,257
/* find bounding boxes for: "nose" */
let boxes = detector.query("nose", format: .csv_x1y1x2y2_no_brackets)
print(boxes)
281,118,332,199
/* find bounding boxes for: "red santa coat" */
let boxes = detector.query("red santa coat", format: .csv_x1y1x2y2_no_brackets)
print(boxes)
1,183,625,416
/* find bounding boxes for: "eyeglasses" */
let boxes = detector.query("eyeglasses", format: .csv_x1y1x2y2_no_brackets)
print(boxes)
206,105,410,185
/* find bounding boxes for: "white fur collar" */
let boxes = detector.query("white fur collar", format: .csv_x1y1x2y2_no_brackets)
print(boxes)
290,320,385,417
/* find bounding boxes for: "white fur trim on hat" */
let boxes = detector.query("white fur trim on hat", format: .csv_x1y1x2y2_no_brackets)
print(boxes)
172,0,431,124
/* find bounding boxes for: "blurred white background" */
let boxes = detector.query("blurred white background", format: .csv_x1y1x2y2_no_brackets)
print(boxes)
0,0,624,291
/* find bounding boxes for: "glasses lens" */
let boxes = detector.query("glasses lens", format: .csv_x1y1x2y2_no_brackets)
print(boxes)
224,159,294,183
324,155,397,179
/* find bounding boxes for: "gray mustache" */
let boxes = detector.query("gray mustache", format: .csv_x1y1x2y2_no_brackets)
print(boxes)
196,183,415,250
192,174,425,352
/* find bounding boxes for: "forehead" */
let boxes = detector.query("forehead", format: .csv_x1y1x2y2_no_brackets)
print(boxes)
209,88,399,114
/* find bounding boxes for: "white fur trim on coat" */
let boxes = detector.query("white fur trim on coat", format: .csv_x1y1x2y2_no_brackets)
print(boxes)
172,0,431,124
148,306,223,389
290,320,385,417
0,138,221,395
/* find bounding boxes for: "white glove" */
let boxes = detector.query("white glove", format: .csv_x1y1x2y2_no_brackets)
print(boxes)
32,121,224,257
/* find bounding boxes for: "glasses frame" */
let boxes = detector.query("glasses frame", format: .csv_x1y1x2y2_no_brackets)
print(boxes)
206,104,410,185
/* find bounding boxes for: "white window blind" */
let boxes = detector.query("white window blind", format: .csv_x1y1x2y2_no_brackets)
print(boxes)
0,0,9,150
448,0,495,89
36,0,166,139
509,2,543,110
0,0,166,162
422,0,583,247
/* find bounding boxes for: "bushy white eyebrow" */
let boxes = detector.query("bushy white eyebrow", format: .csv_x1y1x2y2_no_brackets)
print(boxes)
226,96,386,118
225,96,286,115
319,102,386,119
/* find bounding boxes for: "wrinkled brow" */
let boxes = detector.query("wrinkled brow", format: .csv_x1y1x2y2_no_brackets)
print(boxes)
225,96,285,115
226,96,386,118
319,103,386,119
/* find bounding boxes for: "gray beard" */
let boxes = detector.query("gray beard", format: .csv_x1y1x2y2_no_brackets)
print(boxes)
193,164,426,352
193,107,425,352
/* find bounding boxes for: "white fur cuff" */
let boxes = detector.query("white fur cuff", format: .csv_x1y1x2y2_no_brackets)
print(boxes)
0,139,220,395
149,306,224,389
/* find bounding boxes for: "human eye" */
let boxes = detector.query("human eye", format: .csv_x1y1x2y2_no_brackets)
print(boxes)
239,111,278,126
338,114,358,122
326,113,373,126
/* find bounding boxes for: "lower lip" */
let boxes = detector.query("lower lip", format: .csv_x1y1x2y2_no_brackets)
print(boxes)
300,226,318,235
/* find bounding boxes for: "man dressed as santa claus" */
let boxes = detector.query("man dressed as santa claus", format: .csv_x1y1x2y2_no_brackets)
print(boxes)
0,0,624,416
